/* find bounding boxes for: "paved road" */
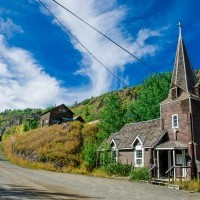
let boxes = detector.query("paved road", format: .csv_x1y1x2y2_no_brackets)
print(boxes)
0,150,200,199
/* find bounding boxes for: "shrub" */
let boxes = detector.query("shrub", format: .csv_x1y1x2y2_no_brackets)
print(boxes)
129,167,150,181
103,162,132,177
83,138,99,171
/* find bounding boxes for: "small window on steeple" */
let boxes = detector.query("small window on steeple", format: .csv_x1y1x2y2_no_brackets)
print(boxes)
171,87,181,100
171,88,177,100
172,114,178,128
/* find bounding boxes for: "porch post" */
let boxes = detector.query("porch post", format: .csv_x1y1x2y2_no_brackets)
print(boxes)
168,150,171,169
157,150,160,178
173,149,176,181
182,150,186,178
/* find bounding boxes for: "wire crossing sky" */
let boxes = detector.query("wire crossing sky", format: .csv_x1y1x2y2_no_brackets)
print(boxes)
0,0,200,111
40,0,190,95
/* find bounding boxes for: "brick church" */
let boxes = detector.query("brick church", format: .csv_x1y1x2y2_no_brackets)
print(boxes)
100,25,200,180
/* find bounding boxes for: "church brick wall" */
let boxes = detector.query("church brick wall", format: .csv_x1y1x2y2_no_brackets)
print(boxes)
118,150,134,165
144,149,151,168
161,98,190,144
118,149,151,168
191,98,200,160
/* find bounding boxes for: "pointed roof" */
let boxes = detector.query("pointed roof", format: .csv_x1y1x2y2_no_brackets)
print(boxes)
41,104,74,116
171,26,196,94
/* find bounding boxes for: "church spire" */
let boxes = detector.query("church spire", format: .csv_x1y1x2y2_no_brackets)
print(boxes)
171,23,196,95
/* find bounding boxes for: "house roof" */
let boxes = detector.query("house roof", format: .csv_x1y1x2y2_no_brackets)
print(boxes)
73,116,85,122
41,104,74,116
104,119,166,150
155,140,187,150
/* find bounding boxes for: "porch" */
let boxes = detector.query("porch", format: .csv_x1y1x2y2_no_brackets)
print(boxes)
153,140,191,181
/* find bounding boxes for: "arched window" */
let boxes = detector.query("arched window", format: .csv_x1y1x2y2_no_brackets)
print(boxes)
172,114,178,128
132,138,144,167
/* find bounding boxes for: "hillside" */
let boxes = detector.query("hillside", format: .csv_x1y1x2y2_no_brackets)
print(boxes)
71,86,140,122
0,86,140,126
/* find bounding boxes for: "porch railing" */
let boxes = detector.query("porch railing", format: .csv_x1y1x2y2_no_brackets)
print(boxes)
165,166,191,182
148,164,157,179
148,164,156,173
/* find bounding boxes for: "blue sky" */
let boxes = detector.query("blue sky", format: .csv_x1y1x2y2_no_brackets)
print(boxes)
0,0,200,111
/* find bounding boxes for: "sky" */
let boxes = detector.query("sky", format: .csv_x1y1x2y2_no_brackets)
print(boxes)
0,0,200,111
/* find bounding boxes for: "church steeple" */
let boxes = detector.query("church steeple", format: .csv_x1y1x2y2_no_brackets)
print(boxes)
171,23,196,97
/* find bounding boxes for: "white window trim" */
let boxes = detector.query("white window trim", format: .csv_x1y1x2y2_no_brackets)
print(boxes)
134,144,144,167
172,114,179,128
131,136,143,147
111,147,118,162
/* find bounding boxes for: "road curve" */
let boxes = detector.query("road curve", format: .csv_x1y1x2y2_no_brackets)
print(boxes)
0,148,200,200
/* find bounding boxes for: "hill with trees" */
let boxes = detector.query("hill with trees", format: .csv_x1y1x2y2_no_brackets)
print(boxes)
1,72,173,172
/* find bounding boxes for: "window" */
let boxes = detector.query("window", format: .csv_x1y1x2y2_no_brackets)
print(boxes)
172,114,178,128
135,150,142,165
134,144,143,167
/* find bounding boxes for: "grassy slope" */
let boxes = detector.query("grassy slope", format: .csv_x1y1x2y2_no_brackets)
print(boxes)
2,122,99,172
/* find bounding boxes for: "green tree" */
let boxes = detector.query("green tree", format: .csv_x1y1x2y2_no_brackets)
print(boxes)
83,138,99,171
98,93,125,139
23,118,38,132
125,73,171,122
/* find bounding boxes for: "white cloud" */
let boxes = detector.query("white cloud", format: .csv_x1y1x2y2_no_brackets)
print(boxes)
0,17,23,38
41,0,160,96
0,33,69,111
0,1,161,111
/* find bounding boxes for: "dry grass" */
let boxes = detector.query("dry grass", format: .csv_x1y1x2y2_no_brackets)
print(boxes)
2,122,129,180
179,180,200,192
2,122,97,171
2,122,100,173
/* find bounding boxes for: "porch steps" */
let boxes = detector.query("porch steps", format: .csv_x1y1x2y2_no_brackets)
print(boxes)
150,179,180,190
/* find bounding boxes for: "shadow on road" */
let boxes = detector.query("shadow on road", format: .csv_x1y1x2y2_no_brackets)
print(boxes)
0,184,101,200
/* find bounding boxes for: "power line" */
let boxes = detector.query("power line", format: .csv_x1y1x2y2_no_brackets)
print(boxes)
47,0,193,96
38,0,128,88
50,0,156,73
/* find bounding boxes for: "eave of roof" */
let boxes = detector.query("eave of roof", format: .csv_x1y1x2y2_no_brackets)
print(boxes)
155,140,187,150
41,104,74,116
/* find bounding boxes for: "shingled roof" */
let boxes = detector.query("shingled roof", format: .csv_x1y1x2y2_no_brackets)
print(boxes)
171,31,196,94
156,140,187,150
105,118,166,149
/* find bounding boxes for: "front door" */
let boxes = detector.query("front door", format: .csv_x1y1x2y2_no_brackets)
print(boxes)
159,150,168,177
